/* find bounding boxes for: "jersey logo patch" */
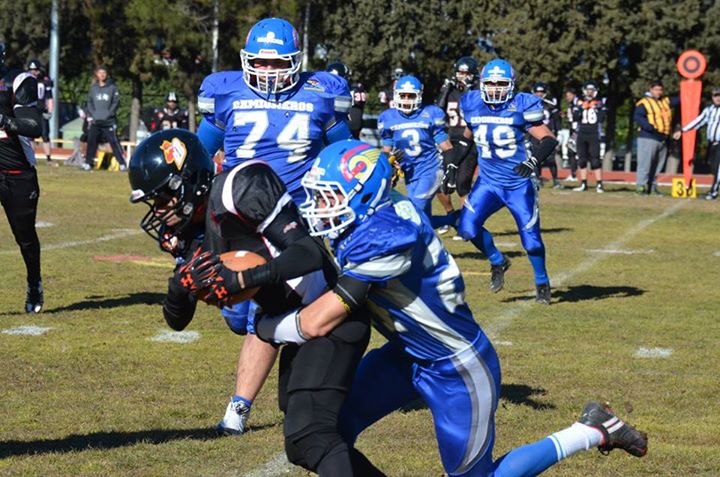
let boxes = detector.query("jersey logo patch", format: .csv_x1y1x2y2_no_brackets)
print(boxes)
160,138,188,170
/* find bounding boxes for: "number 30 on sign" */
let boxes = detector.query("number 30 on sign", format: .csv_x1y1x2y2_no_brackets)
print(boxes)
671,177,697,198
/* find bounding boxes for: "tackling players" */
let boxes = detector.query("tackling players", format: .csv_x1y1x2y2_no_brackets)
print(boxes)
257,140,648,476
448,59,558,304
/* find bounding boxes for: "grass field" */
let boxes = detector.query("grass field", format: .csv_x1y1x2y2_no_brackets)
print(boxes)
1,163,719,476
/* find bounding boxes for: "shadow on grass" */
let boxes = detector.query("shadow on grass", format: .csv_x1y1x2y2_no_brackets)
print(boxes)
0,424,276,458
501,285,645,304
45,292,167,314
500,383,555,410
399,383,555,414
453,250,525,261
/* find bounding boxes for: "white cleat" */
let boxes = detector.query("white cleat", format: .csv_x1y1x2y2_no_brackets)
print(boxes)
216,400,251,436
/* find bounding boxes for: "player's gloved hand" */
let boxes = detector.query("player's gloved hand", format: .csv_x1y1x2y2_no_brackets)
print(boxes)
514,156,539,178
443,77,454,88
175,248,220,294
186,252,243,307
441,163,458,194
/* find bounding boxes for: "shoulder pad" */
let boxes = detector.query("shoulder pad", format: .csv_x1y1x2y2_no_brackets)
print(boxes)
426,104,447,125
517,93,544,123
198,71,243,114
303,71,352,112
342,208,418,265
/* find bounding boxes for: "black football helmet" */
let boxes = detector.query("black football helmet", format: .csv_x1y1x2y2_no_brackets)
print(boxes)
27,59,43,71
128,129,214,252
326,61,351,79
532,82,549,98
454,56,479,88
165,91,179,103
582,81,599,99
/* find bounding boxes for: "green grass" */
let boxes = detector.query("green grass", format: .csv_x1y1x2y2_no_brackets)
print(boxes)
1,164,719,476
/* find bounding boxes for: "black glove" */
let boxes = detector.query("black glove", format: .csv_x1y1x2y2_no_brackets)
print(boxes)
200,261,242,307
442,163,459,194
513,156,539,178
175,248,219,294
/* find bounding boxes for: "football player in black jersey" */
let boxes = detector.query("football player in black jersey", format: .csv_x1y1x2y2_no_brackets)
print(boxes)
531,82,561,189
572,81,607,193
129,130,380,476
326,62,366,139
435,56,479,238
0,42,44,313
26,59,55,165
150,91,189,132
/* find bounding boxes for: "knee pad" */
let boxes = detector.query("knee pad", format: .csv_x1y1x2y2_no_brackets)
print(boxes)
284,389,347,472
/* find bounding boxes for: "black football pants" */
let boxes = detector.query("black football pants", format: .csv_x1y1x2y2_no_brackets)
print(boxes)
277,309,385,476
0,169,41,285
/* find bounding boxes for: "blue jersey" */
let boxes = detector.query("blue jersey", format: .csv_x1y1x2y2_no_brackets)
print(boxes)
460,91,544,189
378,105,448,182
333,192,481,362
198,71,352,197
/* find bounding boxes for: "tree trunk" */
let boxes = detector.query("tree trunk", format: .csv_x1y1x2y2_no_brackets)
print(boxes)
129,76,142,143
188,99,196,132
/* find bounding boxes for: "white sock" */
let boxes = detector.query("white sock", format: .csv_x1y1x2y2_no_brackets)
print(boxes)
548,422,604,460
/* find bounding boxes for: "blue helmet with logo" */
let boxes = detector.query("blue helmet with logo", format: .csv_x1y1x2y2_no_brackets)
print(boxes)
240,18,302,95
300,140,392,239
393,75,423,114
480,59,515,104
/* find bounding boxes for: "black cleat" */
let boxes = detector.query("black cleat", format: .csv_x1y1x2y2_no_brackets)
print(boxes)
25,282,44,314
535,283,551,304
489,258,511,293
579,401,648,458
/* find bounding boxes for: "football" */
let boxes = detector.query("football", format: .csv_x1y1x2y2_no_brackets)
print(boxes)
197,250,266,305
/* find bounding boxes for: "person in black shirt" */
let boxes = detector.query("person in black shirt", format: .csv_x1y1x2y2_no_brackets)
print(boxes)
150,91,189,132
0,42,44,313
435,56,479,237
531,82,561,189
129,130,380,476
27,59,55,166
572,81,606,193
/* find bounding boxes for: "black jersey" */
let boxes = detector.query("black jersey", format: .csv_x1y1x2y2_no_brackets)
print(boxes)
572,97,606,136
36,75,53,112
151,107,189,132
0,68,38,170
436,83,468,140
348,82,367,139
540,97,561,135
203,161,336,315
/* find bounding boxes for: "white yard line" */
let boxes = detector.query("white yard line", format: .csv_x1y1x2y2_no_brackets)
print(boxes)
484,201,686,338
150,330,200,344
0,229,141,255
241,452,293,477
2,325,53,336
634,347,673,359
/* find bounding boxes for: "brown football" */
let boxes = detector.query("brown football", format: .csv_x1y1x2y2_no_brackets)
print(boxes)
196,250,266,305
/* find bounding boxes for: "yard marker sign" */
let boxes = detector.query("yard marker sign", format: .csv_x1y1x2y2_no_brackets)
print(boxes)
677,50,706,194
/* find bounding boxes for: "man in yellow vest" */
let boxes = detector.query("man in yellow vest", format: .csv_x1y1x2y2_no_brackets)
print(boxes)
634,81,680,194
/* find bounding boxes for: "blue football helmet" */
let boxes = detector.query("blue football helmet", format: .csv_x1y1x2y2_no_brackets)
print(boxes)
240,18,302,95
480,59,515,104
300,140,392,239
393,75,423,114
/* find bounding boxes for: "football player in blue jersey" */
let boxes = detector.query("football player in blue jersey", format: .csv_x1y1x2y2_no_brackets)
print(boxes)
193,17,355,434
444,59,559,304
196,17,353,205
256,140,648,477
378,74,467,229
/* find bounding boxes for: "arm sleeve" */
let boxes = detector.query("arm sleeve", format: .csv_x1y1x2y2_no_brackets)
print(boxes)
162,274,198,331
241,205,327,289
435,84,452,110
332,274,371,314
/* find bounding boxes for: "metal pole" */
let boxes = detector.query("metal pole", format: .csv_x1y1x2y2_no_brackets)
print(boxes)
301,1,310,72
211,0,219,73
49,0,59,139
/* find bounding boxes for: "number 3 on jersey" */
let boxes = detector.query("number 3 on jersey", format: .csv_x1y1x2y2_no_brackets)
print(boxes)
233,111,311,163
473,124,517,159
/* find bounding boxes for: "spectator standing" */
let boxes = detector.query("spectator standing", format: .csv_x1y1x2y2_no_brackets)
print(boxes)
83,65,126,171
634,80,680,194
150,91,189,132
27,59,55,166
679,87,720,200
0,42,44,313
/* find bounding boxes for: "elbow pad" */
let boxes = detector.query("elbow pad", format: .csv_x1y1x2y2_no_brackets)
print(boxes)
532,136,559,164
332,274,371,314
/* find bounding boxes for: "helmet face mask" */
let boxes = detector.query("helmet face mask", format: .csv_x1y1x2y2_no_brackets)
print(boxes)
480,59,515,105
129,130,214,254
393,75,423,114
240,18,302,97
454,56,479,89
300,141,392,239
583,82,599,99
